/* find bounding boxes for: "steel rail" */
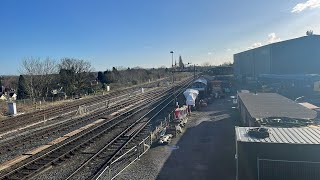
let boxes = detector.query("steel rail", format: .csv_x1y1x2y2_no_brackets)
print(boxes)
0,77,169,133
0,78,191,180
65,78,193,180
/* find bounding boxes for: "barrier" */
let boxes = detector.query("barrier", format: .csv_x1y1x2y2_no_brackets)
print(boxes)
174,105,188,121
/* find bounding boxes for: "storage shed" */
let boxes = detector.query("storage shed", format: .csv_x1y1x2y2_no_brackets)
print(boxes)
237,92,317,126
235,127,320,180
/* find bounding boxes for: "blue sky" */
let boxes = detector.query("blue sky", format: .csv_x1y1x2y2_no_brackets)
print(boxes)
0,0,319,75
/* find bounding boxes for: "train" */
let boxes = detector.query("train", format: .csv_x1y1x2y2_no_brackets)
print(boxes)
190,77,209,99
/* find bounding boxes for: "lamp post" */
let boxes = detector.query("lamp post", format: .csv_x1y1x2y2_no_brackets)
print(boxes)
170,51,174,69
170,51,176,107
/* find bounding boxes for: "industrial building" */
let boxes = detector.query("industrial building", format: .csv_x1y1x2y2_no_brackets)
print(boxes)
233,34,320,78
237,92,317,126
236,126,320,180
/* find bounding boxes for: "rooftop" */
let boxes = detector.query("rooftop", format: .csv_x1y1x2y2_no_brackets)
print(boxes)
234,34,320,55
238,93,317,120
236,126,320,144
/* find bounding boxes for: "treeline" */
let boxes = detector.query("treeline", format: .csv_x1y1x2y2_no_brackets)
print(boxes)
16,58,94,100
5,57,171,100
97,67,169,87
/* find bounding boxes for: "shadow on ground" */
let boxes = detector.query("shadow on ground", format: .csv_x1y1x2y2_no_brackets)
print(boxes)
156,100,237,180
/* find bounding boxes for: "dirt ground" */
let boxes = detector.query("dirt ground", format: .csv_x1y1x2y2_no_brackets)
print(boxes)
116,97,238,180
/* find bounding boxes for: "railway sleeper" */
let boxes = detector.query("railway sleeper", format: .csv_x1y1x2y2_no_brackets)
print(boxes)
6,173,25,180
25,164,43,170
113,142,125,146
95,153,109,159
18,169,34,175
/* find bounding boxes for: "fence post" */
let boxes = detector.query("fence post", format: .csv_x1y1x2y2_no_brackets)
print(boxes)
257,157,260,180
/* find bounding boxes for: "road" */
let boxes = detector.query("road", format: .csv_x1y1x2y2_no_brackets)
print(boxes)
116,97,237,180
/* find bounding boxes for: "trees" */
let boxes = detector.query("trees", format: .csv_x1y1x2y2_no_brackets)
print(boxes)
20,57,58,99
59,58,94,95
97,71,107,84
103,70,114,84
17,75,28,99
179,55,184,69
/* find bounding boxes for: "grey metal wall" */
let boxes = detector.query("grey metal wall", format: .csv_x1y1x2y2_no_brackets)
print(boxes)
236,142,320,180
271,35,320,74
234,52,254,77
234,35,320,77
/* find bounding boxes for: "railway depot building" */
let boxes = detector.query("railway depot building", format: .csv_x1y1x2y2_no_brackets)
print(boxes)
237,92,317,127
235,126,320,180
233,34,320,79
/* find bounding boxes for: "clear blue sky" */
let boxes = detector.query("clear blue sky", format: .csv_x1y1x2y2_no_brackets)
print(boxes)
0,0,319,75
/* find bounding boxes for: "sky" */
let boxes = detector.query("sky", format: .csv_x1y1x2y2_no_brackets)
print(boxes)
0,0,319,75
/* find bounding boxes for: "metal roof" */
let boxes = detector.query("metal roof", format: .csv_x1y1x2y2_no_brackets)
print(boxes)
236,127,320,144
193,78,208,85
238,93,317,120
234,35,320,55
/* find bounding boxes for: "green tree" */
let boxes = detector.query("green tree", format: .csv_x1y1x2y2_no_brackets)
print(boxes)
97,71,107,84
59,58,93,95
179,55,184,69
104,70,115,84
17,75,29,99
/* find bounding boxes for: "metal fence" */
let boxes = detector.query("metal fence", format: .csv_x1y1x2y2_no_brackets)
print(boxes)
258,158,320,180
95,135,152,180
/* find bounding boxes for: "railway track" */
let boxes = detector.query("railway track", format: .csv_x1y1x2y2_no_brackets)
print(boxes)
0,87,165,158
66,78,192,180
0,78,168,134
0,77,193,180
66,85,181,180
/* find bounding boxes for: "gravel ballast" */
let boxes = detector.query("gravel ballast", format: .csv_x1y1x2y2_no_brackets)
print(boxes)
115,98,237,180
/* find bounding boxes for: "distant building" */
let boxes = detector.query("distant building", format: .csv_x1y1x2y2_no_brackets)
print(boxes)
233,34,320,79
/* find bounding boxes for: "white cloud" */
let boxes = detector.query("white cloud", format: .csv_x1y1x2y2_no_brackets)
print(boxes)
248,42,262,50
292,0,320,13
268,33,281,43
246,33,281,50
226,48,232,51
207,52,212,55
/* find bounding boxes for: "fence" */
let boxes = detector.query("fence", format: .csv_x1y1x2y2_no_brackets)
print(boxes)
94,105,182,179
95,135,152,180
258,158,320,180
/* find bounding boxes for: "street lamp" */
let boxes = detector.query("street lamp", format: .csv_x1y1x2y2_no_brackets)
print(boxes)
170,51,174,68
170,51,177,107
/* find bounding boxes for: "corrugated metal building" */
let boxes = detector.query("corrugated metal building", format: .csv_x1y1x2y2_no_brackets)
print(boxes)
236,127,320,180
234,35,320,78
237,92,317,126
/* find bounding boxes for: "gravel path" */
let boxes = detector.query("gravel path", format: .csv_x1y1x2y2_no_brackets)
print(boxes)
115,98,237,180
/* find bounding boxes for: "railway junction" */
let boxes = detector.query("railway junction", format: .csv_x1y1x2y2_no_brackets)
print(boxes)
0,76,198,180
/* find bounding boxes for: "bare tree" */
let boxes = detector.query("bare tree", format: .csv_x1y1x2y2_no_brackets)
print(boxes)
20,57,58,99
